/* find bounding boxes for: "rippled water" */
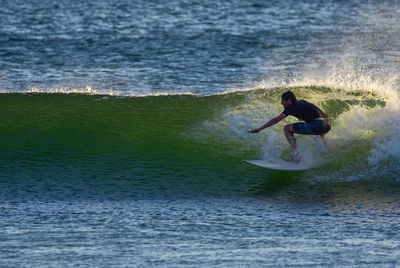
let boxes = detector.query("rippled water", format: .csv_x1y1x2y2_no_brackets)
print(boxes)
3,195,400,267
1,0,398,95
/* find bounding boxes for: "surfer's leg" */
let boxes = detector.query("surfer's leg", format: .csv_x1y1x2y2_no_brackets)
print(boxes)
319,135,329,153
283,124,300,162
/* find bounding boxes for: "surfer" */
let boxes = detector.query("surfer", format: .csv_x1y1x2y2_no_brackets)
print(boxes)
248,91,331,162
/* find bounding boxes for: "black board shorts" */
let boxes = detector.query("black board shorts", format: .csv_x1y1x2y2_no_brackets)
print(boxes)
293,118,331,135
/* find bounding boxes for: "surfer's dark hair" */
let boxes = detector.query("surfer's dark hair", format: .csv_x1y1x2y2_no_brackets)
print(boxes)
281,91,297,102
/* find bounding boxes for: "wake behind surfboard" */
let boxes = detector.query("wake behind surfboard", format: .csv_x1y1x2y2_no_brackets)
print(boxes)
243,159,317,171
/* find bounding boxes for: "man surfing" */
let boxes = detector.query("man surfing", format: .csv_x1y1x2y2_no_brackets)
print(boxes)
248,91,331,162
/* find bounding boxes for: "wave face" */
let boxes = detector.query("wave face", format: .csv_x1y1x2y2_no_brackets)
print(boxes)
1,85,398,199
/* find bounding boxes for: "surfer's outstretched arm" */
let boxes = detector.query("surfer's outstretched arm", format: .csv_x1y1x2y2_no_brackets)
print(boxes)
248,113,286,133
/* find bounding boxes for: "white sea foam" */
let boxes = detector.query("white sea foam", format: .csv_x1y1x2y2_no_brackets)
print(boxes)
3,85,197,98
213,59,400,176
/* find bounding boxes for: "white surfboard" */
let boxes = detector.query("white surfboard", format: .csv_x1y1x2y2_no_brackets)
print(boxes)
243,159,316,171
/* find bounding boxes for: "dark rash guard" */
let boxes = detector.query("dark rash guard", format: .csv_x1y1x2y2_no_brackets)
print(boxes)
283,100,327,123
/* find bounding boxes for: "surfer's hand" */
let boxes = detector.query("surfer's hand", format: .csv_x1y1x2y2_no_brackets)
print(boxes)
248,128,260,133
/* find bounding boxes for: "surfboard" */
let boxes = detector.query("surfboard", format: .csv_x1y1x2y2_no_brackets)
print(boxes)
243,159,315,171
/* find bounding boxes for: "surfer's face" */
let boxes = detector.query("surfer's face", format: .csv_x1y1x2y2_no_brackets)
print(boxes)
281,98,292,108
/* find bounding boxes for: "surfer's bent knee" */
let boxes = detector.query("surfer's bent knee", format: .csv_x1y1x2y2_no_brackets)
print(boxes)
284,124,294,134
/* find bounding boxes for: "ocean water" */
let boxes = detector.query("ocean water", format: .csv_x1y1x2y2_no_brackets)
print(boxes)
1,0,400,267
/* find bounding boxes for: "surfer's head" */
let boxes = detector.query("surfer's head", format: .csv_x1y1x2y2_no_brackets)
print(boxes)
281,91,297,102
281,91,297,107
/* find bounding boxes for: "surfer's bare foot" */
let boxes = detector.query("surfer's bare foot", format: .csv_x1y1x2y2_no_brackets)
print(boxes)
283,154,301,163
